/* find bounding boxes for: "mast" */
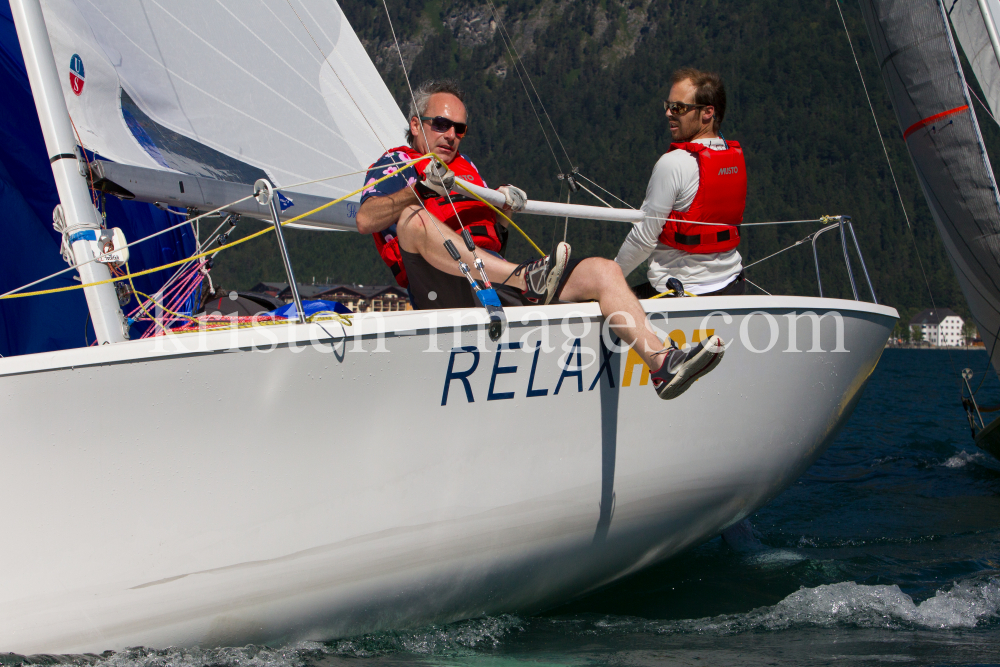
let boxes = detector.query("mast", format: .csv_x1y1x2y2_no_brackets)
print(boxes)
9,0,126,344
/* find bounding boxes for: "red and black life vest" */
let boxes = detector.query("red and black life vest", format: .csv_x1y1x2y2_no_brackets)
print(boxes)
372,146,502,288
657,140,747,254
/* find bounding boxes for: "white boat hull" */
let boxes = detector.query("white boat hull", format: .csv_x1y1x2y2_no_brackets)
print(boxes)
0,295,896,653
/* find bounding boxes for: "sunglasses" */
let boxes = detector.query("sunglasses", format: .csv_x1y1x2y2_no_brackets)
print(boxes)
663,101,708,115
420,115,468,137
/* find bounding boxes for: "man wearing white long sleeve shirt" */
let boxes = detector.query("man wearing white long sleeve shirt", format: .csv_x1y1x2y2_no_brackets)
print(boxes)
616,68,747,297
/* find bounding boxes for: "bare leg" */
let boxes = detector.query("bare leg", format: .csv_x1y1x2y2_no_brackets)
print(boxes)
398,208,666,366
558,257,667,369
396,206,528,289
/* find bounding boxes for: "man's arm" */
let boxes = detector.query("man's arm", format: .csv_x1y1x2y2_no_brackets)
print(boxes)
356,187,422,234
615,153,684,276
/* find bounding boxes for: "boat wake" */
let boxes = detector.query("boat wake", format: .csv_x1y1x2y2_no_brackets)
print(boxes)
583,576,1000,636
8,577,997,667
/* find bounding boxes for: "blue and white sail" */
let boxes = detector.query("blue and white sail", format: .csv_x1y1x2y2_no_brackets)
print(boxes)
0,1,196,357
39,0,406,200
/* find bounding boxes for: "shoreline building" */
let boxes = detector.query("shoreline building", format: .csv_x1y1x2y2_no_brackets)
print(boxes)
910,308,965,346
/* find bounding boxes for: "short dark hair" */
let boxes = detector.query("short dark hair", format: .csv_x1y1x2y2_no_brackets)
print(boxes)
671,68,726,130
406,79,467,146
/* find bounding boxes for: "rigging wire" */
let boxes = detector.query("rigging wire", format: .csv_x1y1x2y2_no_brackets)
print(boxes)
743,234,814,270
379,0,473,254
745,277,772,296
967,82,1000,127
574,172,637,209
836,0,946,346
572,180,614,209
0,153,434,301
0,164,390,300
485,0,573,173
284,0,386,150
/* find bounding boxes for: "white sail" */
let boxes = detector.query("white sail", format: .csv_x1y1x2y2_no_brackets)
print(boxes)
39,0,406,200
950,0,1000,120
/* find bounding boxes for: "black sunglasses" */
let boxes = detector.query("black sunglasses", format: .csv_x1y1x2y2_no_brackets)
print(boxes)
419,115,468,137
663,101,708,115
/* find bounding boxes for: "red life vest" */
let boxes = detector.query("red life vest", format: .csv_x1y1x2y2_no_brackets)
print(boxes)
657,140,747,254
372,146,502,288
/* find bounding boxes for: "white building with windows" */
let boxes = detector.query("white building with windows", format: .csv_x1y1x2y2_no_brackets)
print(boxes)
910,308,965,346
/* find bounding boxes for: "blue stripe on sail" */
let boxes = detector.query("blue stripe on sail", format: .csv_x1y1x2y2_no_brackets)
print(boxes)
0,1,197,355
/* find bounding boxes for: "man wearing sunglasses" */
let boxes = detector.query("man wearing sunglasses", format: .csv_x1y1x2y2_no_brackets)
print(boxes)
357,79,566,306
615,68,747,298
356,79,725,400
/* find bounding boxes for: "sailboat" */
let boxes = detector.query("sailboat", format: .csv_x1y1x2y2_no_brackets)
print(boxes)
0,0,897,654
858,0,1000,459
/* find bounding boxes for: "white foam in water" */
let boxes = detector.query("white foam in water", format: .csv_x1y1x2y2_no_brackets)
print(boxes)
943,450,986,468
679,577,1000,634
94,644,314,667
745,549,808,567
76,616,527,667
325,614,525,657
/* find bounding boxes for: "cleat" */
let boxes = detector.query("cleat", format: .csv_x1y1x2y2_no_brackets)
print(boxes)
510,241,570,305
650,335,725,400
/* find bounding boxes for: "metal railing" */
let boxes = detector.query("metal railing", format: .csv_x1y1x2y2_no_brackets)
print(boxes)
811,215,877,304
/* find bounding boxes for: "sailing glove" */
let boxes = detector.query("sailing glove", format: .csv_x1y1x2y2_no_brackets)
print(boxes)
498,184,527,214
417,159,455,199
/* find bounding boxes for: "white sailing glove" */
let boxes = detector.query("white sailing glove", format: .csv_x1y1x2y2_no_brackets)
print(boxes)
418,160,455,198
498,184,527,213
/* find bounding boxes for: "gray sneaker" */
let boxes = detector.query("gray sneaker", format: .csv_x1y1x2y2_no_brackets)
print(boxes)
511,241,570,305
649,335,725,399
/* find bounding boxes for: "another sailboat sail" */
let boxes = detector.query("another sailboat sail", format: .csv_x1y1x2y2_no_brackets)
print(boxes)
859,0,1000,374
950,0,1000,120
38,0,405,201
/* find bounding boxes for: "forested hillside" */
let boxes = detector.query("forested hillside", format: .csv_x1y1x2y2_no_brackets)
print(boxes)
212,0,996,320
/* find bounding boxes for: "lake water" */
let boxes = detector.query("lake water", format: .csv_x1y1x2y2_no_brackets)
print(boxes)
6,349,1000,666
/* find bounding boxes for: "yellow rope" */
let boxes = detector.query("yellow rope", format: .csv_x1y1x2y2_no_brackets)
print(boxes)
133,290,200,323
648,289,698,299
453,179,546,257
126,262,156,325
0,155,436,300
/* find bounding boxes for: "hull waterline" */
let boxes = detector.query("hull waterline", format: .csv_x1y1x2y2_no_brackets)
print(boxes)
0,295,896,653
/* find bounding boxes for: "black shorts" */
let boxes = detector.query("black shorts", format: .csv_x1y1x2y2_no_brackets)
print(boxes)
402,249,583,310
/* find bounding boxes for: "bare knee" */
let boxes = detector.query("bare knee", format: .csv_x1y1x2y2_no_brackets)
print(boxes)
396,206,429,253
581,258,625,292
562,257,626,302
